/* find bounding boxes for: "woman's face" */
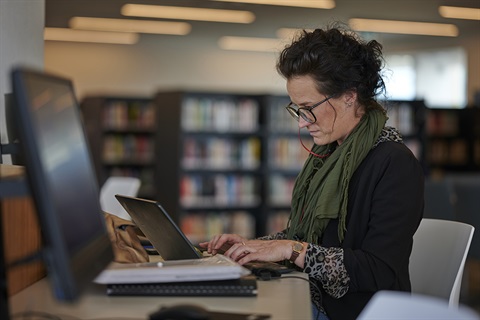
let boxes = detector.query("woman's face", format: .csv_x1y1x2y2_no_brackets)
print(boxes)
286,75,363,146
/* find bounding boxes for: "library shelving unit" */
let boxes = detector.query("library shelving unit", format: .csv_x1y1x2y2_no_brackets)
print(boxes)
80,96,157,199
385,100,428,173
80,94,430,243
426,107,480,175
263,95,310,235
154,91,267,243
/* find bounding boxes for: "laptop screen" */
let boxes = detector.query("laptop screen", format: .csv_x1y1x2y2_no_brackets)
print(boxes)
115,195,202,261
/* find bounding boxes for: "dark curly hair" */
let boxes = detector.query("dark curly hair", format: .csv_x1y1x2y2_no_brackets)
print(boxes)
276,24,386,110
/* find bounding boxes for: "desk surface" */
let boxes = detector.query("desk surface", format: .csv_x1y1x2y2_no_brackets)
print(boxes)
0,164,28,197
9,272,312,320
0,164,24,179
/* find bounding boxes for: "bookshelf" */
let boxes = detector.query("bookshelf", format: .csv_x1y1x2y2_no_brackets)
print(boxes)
80,97,157,199
263,95,310,235
385,100,427,172
80,94,429,243
426,107,480,175
154,91,266,242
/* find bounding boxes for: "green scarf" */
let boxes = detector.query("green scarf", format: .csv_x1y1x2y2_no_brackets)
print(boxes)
286,108,387,244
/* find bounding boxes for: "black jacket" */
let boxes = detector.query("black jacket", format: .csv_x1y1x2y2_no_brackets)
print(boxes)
322,141,424,320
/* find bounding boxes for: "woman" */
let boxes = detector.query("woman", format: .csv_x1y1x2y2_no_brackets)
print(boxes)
199,24,424,320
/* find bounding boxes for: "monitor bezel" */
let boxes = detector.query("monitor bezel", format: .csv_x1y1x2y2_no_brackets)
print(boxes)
10,67,114,302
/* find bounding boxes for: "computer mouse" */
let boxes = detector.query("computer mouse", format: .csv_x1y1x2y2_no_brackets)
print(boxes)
251,268,281,281
149,304,210,320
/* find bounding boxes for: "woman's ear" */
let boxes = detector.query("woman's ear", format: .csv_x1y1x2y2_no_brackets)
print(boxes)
344,90,357,107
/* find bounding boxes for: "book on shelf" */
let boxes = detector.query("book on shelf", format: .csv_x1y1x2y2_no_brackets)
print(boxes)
269,137,309,170
103,100,155,130
386,103,415,136
181,97,259,132
102,134,154,163
180,211,255,243
267,211,290,235
426,110,459,136
182,137,261,170
180,174,260,208
269,175,295,206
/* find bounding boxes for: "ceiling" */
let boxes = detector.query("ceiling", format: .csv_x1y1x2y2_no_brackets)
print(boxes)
45,0,480,49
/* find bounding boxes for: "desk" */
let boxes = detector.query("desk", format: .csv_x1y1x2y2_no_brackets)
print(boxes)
1,164,44,298
9,272,312,320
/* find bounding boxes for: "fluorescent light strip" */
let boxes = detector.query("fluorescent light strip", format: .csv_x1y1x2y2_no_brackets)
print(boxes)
69,17,191,35
212,0,335,9
218,36,283,52
122,4,255,24
439,6,480,21
44,27,139,44
349,18,459,37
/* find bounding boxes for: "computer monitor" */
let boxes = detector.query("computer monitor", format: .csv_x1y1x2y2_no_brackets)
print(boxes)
10,67,114,302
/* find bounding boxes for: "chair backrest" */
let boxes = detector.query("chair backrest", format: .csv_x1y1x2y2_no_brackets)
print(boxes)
450,175,480,260
100,176,141,220
409,218,474,307
357,290,480,320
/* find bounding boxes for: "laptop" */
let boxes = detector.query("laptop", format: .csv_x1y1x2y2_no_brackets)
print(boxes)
114,195,293,274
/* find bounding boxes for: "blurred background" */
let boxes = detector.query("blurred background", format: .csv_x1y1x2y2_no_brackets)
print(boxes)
42,0,480,102
1,0,479,310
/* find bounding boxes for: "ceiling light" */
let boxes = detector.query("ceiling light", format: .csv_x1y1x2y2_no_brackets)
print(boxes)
122,4,255,24
69,17,191,35
218,36,283,52
44,28,139,44
349,18,459,37
439,6,480,20
211,0,335,9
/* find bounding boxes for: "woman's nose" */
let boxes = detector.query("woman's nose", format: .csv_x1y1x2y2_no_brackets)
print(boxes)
298,116,310,129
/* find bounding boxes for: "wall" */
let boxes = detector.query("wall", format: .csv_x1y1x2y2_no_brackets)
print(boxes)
0,0,45,164
43,29,480,105
44,35,288,100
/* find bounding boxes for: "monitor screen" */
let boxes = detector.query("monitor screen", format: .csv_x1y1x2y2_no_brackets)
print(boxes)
10,67,113,302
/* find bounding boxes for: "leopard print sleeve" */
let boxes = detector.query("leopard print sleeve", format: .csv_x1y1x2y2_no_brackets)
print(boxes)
256,233,349,299
256,231,288,240
303,244,350,299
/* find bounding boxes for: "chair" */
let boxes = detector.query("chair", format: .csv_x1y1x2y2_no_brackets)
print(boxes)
100,176,141,221
450,174,480,260
357,290,480,320
409,218,474,307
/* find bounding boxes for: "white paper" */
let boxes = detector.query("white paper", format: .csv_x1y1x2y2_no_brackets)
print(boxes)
94,255,251,284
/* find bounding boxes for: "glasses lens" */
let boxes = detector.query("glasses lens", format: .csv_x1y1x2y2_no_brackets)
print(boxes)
298,109,316,123
286,106,300,120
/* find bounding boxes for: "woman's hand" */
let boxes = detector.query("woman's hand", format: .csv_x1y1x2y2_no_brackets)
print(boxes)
224,239,294,265
200,235,306,267
198,234,247,256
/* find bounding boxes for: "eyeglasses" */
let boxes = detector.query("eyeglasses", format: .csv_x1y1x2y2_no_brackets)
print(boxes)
285,96,332,124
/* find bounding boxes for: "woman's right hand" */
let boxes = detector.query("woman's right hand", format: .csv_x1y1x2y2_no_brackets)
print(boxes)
198,234,247,256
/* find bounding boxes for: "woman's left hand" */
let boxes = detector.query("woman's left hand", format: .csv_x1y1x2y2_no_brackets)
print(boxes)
224,239,293,265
